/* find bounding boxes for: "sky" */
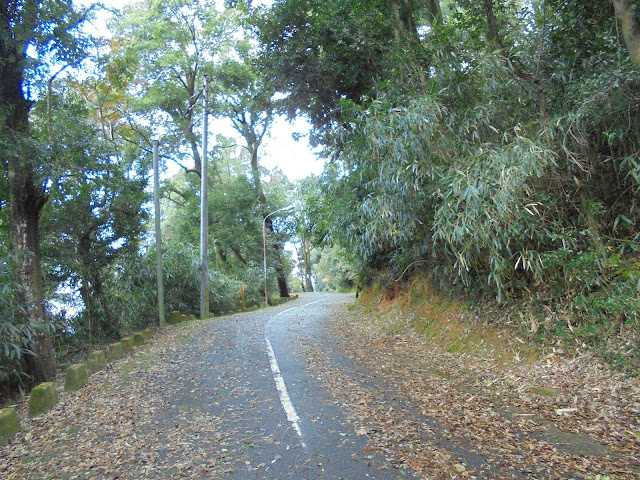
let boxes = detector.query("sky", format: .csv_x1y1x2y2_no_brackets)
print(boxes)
80,0,324,182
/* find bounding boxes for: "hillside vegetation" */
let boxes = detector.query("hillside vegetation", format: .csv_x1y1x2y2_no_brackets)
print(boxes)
2,1,640,401
267,1,640,372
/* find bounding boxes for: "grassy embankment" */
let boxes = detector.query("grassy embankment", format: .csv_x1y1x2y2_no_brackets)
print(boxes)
355,276,638,375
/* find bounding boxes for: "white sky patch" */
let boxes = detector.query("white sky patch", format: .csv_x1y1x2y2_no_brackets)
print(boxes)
261,115,324,181
265,338,306,447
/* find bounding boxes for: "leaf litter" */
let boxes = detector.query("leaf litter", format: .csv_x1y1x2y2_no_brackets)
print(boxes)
1,297,638,479
298,301,640,480
0,321,251,479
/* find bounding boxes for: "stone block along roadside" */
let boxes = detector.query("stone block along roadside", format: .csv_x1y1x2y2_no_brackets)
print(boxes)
28,382,58,417
65,364,89,392
0,408,21,445
120,337,134,353
133,332,145,346
106,342,125,362
169,311,182,324
87,350,107,375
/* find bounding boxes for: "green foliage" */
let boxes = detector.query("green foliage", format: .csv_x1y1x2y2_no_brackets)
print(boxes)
2,0,296,399
286,0,640,369
259,0,419,136
2,0,95,90
312,245,356,292
109,0,240,175
36,84,151,348
1,0,99,397
0,254,52,390
431,136,554,299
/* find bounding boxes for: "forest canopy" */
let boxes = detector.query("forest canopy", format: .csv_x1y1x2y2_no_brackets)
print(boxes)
1,0,639,399
0,0,299,398
261,0,640,371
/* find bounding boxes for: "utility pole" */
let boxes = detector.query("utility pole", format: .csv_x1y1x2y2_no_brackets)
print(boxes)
200,76,210,320
153,140,166,327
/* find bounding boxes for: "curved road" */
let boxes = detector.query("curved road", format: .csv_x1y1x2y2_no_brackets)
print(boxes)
4,293,413,480
151,292,412,479
164,292,403,479
3,292,635,479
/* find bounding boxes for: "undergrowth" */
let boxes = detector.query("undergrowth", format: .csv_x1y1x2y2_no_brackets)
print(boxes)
356,274,639,375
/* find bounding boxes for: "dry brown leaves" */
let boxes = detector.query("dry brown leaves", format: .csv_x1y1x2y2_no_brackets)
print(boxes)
301,303,640,480
0,322,231,479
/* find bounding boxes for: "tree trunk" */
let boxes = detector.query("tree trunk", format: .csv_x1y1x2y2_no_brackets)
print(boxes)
389,0,420,43
250,145,267,205
2,12,56,384
483,0,505,51
613,0,640,67
94,272,119,340
301,237,314,292
7,159,56,383
79,232,119,341
216,245,228,266
264,214,290,298
230,245,248,266
426,0,442,26
251,143,290,297
276,271,290,298
482,0,529,81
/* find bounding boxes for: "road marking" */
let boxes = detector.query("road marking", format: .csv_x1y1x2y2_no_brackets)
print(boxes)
274,297,328,318
265,338,305,447
266,296,328,447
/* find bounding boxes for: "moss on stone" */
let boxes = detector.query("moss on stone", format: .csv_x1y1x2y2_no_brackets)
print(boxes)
0,408,21,445
169,311,182,324
28,382,58,417
87,350,106,375
132,332,145,346
106,342,124,362
64,364,88,392
120,337,133,353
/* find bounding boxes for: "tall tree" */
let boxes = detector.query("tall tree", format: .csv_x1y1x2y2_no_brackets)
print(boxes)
259,0,427,138
213,39,274,204
613,0,640,66
40,84,149,343
263,0,640,368
109,0,238,176
0,0,90,384
213,38,291,297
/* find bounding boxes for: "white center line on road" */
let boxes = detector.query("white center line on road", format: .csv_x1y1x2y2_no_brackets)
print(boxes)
265,295,329,448
274,296,328,318
265,338,306,447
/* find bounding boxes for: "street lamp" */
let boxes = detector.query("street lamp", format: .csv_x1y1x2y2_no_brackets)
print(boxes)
263,205,294,306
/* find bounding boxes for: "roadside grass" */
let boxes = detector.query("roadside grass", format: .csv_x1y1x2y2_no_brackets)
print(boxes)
356,277,539,368
356,275,639,375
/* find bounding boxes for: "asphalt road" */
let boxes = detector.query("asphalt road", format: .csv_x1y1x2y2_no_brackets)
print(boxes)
147,292,415,479
4,291,634,479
